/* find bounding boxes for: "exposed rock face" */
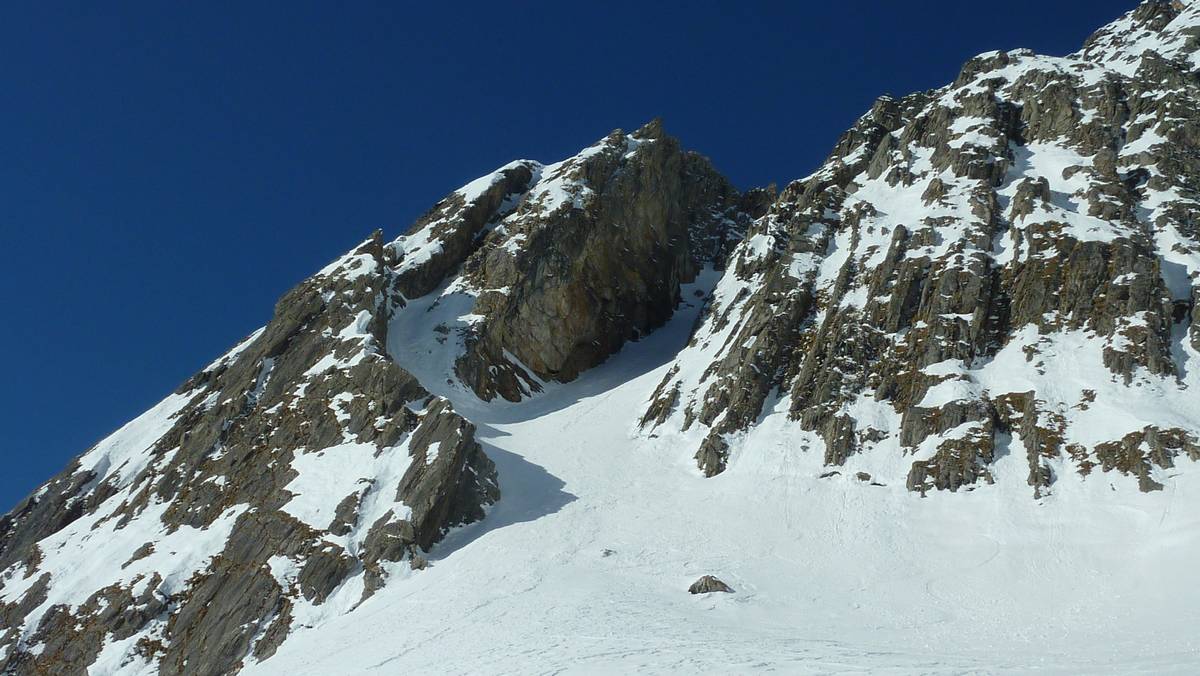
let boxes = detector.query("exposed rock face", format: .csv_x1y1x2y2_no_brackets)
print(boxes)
642,1,1200,494
394,160,542,301
0,234,498,675
688,575,734,594
0,119,759,674
389,120,766,402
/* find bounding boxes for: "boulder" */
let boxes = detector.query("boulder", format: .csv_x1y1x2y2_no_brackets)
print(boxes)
688,575,735,594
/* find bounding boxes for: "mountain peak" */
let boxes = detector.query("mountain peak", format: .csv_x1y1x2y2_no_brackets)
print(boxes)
632,116,667,139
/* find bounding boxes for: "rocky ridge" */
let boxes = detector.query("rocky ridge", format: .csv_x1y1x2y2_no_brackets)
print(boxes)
0,122,759,673
0,235,499,674
388,119,766,402
641,0,1200,496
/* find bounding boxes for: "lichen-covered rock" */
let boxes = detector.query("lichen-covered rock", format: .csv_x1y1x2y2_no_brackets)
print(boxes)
457,121,761,401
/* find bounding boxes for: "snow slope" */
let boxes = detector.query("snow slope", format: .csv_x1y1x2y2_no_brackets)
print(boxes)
248,272,1200,675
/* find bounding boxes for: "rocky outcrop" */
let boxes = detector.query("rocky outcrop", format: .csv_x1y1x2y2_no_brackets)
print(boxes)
393,160,541,300
642,0,1200,495
456,121,757,401
0,117,765,676
387,120,765,402
688,575,734,594
0,234,498,675
1092,426,1200,492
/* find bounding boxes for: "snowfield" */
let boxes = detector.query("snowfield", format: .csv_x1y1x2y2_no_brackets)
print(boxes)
246,274,1200,675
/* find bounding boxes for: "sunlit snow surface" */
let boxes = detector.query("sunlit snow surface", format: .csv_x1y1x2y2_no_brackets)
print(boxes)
247,272,1200,675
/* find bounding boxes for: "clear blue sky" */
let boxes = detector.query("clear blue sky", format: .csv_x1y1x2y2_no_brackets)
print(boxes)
0,1,1135,511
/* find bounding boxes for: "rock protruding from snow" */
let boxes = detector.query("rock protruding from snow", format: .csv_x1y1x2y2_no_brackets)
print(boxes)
455,120,765,401
688,575,734,594
393,160,542,300
0,233,498,675
380,120,767,403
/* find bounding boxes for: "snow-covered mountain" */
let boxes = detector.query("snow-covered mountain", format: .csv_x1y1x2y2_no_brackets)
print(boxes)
642,0,1200,493
3,2,1200,673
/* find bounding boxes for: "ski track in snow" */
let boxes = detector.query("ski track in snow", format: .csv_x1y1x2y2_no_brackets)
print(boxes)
247,273,1200,675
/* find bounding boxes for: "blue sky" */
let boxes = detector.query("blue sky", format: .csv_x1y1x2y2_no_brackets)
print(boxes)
0,1,1136,510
